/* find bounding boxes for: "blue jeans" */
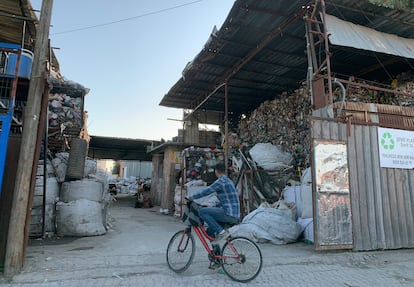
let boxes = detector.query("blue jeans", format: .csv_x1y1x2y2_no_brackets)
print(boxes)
199,207,239,237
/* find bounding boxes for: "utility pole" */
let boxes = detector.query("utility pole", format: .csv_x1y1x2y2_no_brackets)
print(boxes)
4,0,53,276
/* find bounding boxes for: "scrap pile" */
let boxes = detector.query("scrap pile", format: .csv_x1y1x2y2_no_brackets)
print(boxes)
336,71,414,107
173,147,224,217
230,71,414,213
226,87,311,213
47,77,89,152
391,71,414,107
234,144,295,215
234,86,312,172
48,93,83,128
48,78,87,128
30,150,112,237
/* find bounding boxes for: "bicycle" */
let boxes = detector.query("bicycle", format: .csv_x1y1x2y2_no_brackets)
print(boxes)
166,200,262,282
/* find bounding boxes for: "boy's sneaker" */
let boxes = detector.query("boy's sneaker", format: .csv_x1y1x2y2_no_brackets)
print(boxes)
208,260,221,270
212,230,230,245
213,245,221,255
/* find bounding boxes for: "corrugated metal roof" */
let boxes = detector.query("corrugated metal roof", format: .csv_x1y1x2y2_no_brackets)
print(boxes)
326,14,414,59
0,0,36,48
0,0,59,70
88,135,158,161
160,0,414,124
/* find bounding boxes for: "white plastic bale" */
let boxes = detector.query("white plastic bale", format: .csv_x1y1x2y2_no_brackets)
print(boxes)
56,199,106,236
60,179,104,203
33,177,60,206
36,162,54,177
84,159,97,177
300,184,313,219
30,204,55,235
52,158,67,183
174,185,185,217
89,168,110,202
35,175,44,187
297,217,314,243
230,203,302,244
282,185,302,218
249,143,292,170
301,167,312,185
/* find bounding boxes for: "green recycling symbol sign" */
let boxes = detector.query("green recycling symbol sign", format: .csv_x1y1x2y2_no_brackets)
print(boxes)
381,132,395,150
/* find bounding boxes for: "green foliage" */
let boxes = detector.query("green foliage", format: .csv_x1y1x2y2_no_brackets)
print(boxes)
369,0,414,11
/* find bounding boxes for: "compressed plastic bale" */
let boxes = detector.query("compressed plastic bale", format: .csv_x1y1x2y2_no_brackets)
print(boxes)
29,204,56,235
60,179,104,203
36,161,54,177
282,185,302,218
300,184,313,219
84,159,97,177
56,199,106,237
231,204,302,244
52,157,67,183
66,138,88,181
33,177,60,206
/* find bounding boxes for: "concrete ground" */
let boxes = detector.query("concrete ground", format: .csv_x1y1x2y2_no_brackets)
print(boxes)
1,196,413,287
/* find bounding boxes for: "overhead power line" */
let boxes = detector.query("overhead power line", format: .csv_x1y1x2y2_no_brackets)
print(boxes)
52,0,203,35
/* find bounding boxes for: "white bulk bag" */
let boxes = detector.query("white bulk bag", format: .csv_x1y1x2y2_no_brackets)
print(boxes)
60,179,104,203
282,185,302,219
56,199,106,236
249,143,292,170
230,202,301,244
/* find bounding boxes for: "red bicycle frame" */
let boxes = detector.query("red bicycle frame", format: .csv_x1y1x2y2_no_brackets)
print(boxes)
188,225,241,261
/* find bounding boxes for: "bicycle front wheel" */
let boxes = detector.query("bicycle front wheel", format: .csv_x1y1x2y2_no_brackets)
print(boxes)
166,229,195,273
221,236,262,282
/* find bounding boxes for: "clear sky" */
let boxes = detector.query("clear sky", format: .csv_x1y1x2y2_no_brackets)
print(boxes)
31,0,234,141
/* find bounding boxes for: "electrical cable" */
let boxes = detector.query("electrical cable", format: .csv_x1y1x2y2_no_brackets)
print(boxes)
52,0,203,35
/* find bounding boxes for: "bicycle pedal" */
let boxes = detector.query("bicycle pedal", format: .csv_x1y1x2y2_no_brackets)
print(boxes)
208,261,221,270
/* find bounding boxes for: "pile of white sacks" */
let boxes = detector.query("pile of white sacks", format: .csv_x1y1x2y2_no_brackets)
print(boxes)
172,164,314,245
229,167,314,244
31,152,111,237
281,168,314,243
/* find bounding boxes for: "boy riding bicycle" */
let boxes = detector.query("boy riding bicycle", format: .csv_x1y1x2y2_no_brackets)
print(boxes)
187,163,240,245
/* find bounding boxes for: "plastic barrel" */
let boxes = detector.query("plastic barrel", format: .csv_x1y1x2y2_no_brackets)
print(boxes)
5,49,34,79
66,138,88,181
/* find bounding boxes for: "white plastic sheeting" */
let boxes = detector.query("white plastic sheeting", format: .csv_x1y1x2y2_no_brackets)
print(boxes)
325,14,414,59
230,201,302,244
249,143,292,170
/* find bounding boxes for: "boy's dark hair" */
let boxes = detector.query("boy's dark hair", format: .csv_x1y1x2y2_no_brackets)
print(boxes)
214,163,226,173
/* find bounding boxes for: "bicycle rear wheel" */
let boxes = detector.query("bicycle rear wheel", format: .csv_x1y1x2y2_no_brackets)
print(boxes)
221,236,262,282
166,229,195,273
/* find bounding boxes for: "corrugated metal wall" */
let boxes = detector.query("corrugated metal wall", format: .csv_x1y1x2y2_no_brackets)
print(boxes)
121,160,152,179
312,117,414,251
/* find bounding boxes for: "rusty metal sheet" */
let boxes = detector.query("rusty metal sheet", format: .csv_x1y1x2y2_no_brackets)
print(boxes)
313,139,353,250
334,102,414,130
